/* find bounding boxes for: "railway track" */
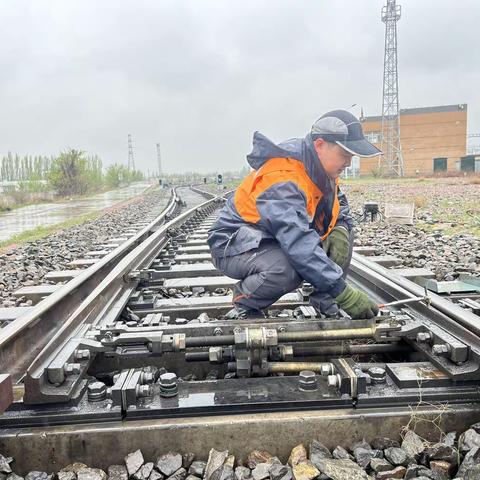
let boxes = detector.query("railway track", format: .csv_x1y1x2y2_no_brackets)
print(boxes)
1,185,480,472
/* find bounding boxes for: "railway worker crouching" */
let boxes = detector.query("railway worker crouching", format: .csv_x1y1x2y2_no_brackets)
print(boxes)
207,110,382,320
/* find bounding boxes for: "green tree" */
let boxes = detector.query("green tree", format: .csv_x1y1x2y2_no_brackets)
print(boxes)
105,163,126,188
48,149,90,196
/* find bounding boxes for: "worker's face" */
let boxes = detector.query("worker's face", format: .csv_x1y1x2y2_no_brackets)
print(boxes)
313,139,353,179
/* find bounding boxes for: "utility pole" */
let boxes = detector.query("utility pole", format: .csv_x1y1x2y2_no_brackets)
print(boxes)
127,134,135,171
156,143,162,177
380,0,404,177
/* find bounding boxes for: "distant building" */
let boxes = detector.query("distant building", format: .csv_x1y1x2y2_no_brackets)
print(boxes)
360,104,469,176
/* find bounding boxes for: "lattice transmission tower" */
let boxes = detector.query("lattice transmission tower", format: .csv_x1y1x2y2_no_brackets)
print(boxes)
156,143,162,177
380,0,404,177
127,134,135,171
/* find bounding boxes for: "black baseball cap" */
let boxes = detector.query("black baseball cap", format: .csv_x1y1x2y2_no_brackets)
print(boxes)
311,109,382,157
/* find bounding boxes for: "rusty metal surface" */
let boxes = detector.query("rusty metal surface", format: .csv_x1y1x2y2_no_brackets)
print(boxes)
0,375,13,414
1,405,479,474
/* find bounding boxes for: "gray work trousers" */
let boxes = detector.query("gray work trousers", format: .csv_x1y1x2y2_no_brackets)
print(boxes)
212,235,353,313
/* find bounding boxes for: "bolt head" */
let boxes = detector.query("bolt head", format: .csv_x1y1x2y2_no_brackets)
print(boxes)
321,364,333,376
136,384,152,398
327,374,340,388
141,372,154,384
209,347,223,363
75,349,90,361
432,344,449,355
88,381,106,394
87,381,107,401
64,363,81,375
159,372,177,386
299,370,316,383
368,366,386,378
416,332,432,343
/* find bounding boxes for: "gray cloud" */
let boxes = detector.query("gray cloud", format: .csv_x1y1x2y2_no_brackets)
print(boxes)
0,0,478,173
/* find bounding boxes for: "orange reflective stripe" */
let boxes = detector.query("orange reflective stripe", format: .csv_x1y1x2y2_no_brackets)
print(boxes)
319,178,341,241
234,157,322,223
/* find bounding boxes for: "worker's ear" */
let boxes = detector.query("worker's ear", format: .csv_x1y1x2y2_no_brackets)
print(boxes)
313,138,326,156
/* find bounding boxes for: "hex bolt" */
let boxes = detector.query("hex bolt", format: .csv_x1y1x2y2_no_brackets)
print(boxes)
136,384,152,398
327,374,342,388
213,327,223,336
299,370,317,391
432,344,451,356
64,363,81,375
320,363,335,376
368,366,387,384
87,381,107,402
74,349,91,361
416,332,432,343
159,372,178,398
140,372,154,384
209,347,223,363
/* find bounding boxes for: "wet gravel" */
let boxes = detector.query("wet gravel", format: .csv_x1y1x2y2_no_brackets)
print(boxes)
0,189,169,308
353,222,480,281
343,179,480,281
4,424,480,479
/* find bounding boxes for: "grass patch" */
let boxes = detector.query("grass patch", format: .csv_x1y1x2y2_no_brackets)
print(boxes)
416,221,480,238
0,211,101,251
342,176,435,185
0,197,53,213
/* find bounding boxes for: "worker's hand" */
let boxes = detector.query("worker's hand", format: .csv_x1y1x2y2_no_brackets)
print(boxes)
323,226,350,271
335,285,379,319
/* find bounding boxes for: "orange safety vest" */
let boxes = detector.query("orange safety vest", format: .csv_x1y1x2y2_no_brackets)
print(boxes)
234,157,340,240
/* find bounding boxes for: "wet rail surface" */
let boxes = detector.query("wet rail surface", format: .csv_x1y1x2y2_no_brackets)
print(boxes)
1,185,480,471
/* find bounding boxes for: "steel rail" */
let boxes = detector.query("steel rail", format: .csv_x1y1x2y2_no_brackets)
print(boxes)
349,253,480,378
0,187,179,382
351,253,480,340
23,194,219,404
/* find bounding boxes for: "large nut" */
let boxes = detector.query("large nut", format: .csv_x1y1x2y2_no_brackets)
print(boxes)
159,372,178,398
368,366,387,384
299,370,317,391
87,381,107,402
160,372,177,386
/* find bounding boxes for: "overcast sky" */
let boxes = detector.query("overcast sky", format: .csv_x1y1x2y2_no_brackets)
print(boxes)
1,0,479,174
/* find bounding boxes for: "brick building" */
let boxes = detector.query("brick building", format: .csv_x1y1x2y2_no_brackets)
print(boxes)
359,104,468,176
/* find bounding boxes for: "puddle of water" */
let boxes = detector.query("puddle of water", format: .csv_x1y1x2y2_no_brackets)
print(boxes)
0,182,152,242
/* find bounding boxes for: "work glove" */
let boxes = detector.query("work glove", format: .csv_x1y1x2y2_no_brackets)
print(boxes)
323,226,350,271
335,285,379,319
